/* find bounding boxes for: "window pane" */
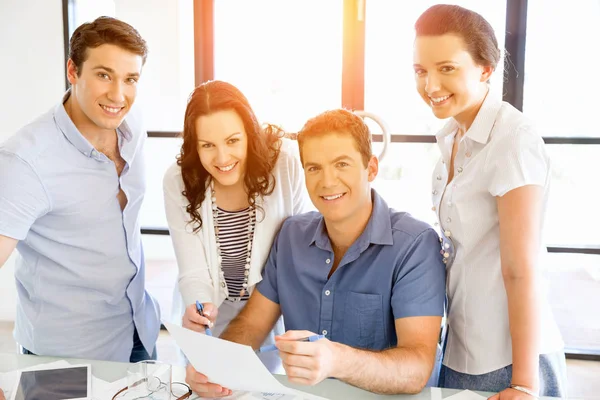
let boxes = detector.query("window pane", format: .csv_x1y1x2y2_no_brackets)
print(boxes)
214,0,343,132
524,0,600,137
373,141,600,246
140,137,182,228
364,1,506,134
545,253,600,353
71,0,194,132
371,142,439,227
544,144,600,246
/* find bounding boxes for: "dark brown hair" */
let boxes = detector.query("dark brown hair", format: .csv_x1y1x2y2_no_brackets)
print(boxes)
415,4,500,70
178,80,283,232
69,16,148,75
297,109,372,168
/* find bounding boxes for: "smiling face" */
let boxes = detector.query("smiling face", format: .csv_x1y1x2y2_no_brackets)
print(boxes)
66,44,142,136
413,34,492,126
196,109,248,189
302,132,378,226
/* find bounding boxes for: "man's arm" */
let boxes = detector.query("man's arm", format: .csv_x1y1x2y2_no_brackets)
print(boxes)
220,289,282,349
277,316,441,394
0,234,18,268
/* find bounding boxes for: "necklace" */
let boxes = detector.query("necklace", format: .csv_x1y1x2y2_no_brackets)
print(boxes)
210,179,256,301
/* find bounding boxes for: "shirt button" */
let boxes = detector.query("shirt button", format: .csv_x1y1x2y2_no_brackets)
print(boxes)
446,217,452,223
322,330,328,335
436,175,442,180
325,290,331,296
326,258,331,264
432,190,438,195
458,167,463,173
444,230,452,237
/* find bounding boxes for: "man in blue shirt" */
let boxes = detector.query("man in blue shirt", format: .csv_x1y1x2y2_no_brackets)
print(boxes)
0,17,160,362
186,109,446,395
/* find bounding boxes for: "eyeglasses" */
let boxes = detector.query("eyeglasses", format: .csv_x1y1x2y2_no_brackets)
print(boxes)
111,376,193,399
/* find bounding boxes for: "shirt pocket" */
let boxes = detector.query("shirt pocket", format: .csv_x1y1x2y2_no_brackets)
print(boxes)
343,292,386,349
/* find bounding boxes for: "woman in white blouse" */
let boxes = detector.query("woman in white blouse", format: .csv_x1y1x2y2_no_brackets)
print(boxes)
412,5,566,398
163,81,310,363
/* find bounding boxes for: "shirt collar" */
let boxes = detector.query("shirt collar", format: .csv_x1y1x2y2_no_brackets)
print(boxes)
310,189,394,251
435,87,503,146
54,90,135,158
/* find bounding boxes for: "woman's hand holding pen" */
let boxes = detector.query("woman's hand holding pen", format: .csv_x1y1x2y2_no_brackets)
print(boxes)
276,330,338,386
182,302,217,333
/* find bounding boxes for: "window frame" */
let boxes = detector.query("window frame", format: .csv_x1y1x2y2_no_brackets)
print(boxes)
63,0,600,359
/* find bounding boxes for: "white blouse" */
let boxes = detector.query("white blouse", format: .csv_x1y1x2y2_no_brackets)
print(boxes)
431,91,564,375
163,138,312,321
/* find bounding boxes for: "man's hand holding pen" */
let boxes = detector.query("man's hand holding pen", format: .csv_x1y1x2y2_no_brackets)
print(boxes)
275,330,337,387
182,302,217,334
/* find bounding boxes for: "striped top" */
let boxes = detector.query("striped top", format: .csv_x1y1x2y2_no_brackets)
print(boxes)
216,206,256,300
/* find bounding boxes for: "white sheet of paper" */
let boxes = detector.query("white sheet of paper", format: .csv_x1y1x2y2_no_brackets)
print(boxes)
443,389,487,400
164,321,295,395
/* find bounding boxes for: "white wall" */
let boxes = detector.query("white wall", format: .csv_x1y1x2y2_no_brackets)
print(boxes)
0,0,65,321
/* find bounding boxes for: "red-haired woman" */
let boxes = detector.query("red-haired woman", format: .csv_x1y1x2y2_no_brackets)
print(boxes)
163,80,311,370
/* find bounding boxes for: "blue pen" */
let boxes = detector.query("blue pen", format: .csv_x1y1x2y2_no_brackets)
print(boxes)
256,334,325,353
195,300,213,336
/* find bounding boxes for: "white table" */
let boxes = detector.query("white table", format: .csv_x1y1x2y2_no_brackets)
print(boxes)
0,352,497,399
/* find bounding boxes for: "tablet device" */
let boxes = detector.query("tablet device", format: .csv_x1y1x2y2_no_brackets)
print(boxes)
10,364,92,400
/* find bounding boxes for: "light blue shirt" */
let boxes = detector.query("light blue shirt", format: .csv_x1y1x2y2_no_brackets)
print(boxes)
257,189,446,350
0,92,160,362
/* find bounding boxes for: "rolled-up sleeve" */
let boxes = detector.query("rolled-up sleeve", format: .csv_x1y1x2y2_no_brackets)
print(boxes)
0,151,50,240
256,232,280,304
391,228,446,319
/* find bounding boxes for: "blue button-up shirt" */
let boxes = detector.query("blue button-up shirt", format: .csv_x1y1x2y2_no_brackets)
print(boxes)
257,190,445,350
0,92,160,362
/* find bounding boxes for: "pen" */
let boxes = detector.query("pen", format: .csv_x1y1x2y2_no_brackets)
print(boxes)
195,300,213,336
256,334,325,353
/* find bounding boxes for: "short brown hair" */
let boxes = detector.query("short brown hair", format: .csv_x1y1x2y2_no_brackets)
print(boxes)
415,5,500,70
69,16,148,75
297,109,372,168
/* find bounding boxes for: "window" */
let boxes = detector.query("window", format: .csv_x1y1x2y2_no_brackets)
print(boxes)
544,144,600,246
371,142,439,226
139,137,182,229
214,0,344,132
523,0,600,137
364,0,506,134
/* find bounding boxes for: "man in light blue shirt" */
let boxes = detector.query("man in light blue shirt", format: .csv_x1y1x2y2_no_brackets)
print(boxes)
0,17,160,362
185,109,446,396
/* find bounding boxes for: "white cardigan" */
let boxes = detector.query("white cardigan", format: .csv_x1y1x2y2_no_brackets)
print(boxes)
163,138,312,320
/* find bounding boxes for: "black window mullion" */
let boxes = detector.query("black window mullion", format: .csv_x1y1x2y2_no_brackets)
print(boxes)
503,0,528,111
